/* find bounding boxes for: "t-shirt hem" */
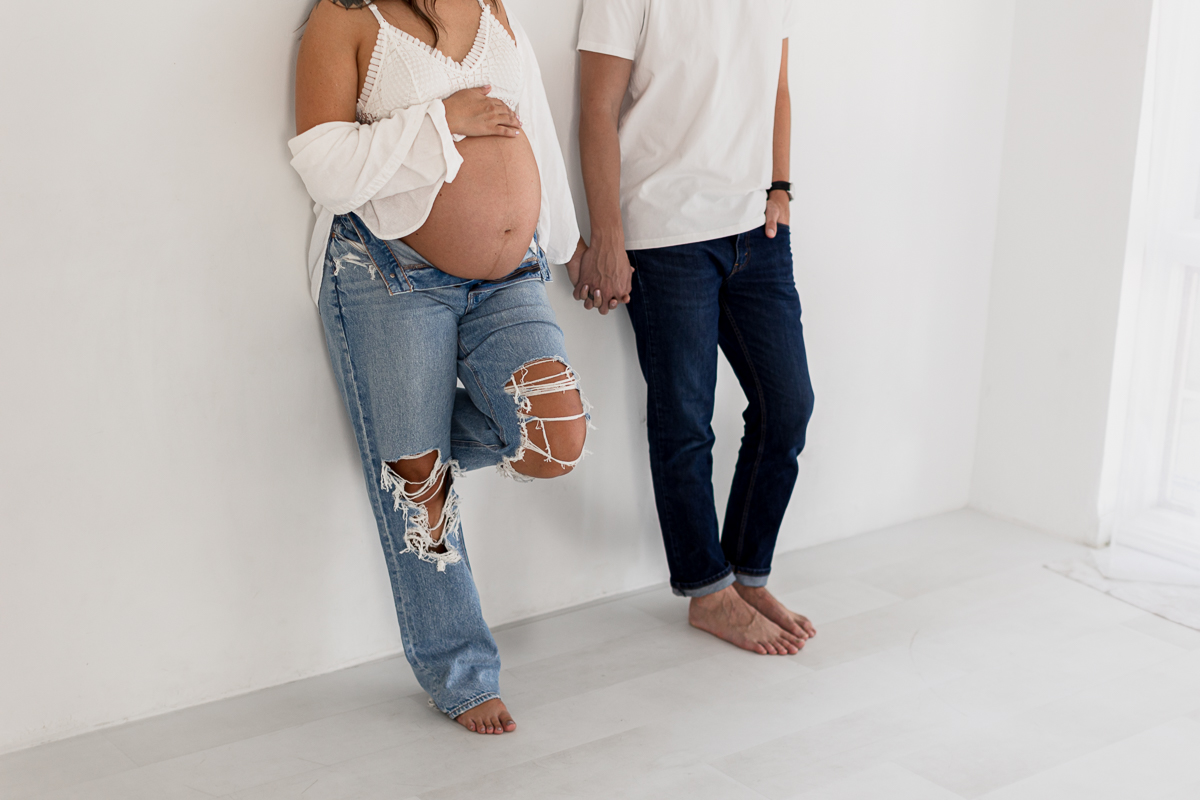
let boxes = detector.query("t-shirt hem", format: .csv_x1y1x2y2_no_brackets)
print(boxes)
625,217,767,252
576,40,637,60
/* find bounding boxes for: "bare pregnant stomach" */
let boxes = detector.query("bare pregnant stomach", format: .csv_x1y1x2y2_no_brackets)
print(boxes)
401,133,541,281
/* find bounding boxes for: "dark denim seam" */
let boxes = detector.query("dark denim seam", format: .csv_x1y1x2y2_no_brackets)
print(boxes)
718,286,769,565
631,254,684,574
672,563,735,591
730,232,750,277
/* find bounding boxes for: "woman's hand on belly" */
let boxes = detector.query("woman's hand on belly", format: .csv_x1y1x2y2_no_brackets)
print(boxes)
402,132,542,281
444,86,523,139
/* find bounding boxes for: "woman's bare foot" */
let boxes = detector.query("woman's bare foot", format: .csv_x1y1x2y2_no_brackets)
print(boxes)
688,586,801,655
733,584,817,641
455,698,516,735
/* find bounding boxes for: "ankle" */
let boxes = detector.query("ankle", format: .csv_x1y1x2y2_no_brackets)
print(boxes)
690,585,737,608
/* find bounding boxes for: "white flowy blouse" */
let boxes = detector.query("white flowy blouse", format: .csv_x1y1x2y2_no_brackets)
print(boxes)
288,9,579,304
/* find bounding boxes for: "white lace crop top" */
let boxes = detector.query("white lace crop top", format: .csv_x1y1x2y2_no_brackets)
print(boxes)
357,0,524,124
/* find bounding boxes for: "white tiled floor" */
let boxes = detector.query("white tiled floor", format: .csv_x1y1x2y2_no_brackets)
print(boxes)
5,509,1200,799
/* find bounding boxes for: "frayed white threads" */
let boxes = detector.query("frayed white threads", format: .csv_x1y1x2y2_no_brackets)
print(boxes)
332,237,378,279
498,359,591,480
380,456,462,572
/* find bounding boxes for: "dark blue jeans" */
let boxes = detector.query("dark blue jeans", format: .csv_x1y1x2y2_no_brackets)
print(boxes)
626,225,814,597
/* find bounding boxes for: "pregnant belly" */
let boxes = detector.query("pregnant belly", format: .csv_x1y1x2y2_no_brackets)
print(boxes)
401,134,541,281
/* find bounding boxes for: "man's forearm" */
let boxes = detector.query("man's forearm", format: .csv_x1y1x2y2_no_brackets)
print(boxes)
773,87,790,183
576,51,636,310
772,41,791,184
579,98,625,246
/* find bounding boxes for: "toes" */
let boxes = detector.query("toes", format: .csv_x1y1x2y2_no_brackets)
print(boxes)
774,616,805,638
457,702,518,735
767,631,799,654
780,629,805,645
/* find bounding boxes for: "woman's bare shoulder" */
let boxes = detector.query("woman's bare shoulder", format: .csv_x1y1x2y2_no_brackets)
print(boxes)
296,1,377,134
303,0,376,47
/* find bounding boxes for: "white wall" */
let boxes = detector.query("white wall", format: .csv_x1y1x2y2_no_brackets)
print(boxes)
0,0,1013,754
776,0,1013,548
970,0,1154,544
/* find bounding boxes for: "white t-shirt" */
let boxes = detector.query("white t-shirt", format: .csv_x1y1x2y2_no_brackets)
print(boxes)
578,0,797,250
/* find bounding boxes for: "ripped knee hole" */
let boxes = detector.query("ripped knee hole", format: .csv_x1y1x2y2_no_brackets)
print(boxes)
498,359,591,481
380,452,462,572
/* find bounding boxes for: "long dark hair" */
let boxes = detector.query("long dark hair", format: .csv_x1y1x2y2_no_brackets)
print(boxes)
329,0,499,47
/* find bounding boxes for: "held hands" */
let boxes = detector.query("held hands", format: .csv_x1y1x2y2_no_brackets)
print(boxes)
570,234,633,315
568,191,785,317
566,238,620,313
444,85,522,138
765,189,791,238
567,192,787,317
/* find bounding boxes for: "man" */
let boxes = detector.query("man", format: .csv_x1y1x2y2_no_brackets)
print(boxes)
574,0,817,655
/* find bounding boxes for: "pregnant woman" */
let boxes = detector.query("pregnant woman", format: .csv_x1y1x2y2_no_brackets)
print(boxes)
290,0,587,735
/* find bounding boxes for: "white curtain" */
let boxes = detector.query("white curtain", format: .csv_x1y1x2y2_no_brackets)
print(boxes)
1109,0,1200,570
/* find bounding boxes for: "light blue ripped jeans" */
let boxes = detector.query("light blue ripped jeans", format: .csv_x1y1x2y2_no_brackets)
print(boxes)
318,213,585,719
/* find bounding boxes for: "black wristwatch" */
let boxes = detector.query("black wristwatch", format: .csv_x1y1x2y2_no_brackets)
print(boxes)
768,181,793,201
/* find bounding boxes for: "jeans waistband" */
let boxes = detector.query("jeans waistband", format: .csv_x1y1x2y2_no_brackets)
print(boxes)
332,214,549,296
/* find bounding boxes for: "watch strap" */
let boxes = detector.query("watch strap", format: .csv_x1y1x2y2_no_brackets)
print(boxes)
768,181,793,201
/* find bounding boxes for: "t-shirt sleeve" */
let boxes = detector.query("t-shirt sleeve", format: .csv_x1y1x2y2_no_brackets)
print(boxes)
782,0,799,39
577,0,646,60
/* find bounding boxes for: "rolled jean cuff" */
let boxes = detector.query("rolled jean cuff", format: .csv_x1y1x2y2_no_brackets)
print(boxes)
444,691,502,719
671,567,736,598
733,570,770,588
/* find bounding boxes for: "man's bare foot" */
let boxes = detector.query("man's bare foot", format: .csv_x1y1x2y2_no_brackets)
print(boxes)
688,586,802,655
734,584,817,641
454,698,516,735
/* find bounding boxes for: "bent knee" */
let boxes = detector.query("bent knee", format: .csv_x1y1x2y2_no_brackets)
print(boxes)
501,357,589,479
510,416,586,479
538,416,588,477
